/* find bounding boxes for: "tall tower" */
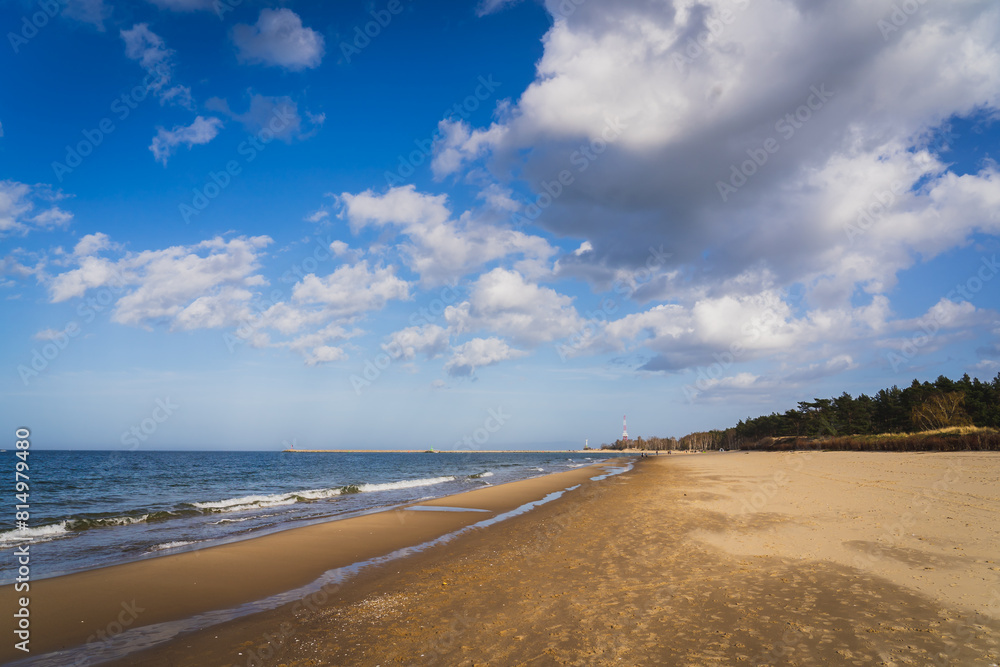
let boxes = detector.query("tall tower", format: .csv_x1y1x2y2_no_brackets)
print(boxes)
622,415,629,444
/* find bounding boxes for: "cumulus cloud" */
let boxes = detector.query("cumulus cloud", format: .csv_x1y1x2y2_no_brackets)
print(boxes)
150,116,223,165
292,261,410,318
73,232,113,256
445,268,583,346
437,0,1000,380
340,185,556,285
232,9,325,71
445,337,526,377
48,236,272,331
383,324,450,361
0,181,73,237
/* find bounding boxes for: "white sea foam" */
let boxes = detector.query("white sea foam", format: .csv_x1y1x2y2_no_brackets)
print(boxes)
150,540,196,551
0,521,71,546
193,477,455,515
357,476,455,493
192,493,307,513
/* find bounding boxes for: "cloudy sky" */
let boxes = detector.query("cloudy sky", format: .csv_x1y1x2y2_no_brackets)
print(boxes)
2,0,999,450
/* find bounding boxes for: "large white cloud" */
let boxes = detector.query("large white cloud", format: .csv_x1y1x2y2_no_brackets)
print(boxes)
48,236,272,330
459,0,1000,286
437,0,1000,381
232,9,325,71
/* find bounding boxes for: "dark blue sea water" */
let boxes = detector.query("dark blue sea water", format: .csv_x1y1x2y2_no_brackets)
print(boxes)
1,449,626,583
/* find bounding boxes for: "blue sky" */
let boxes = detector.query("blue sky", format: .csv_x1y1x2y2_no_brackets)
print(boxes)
2,0,999,450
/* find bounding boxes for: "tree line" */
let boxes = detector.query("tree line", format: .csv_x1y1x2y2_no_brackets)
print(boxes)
600,373,1000,451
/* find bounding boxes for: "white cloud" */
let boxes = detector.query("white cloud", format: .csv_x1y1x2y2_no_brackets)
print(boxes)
426,0,1000,378
120,23,192,107
292,261,410,319
48,236,272,331
431,119,506,179
304,345,348,366
63,0,111,30
283,323,361,366
340,185,556,285
206,93,322,143
0,181,73,237
73,232,112,256
232,9,325,71
444,337,526,377
445,268,583,346
383,324,450,360
150,116,223,165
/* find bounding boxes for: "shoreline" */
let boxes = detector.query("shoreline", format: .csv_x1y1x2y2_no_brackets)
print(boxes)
8,451,1000,665
1,459,630,665
106,451,1000,666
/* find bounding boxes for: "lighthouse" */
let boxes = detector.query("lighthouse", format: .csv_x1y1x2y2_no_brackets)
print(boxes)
622,415,629,445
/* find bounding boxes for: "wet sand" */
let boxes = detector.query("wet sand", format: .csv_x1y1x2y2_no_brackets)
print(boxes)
10,451,1000,666
0,463,618,666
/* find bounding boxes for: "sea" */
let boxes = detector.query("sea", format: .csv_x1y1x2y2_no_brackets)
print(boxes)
1,449,628,584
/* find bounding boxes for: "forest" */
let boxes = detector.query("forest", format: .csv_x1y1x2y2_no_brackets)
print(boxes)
601,373,1000,452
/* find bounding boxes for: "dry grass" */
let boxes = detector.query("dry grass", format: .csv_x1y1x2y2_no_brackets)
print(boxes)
748,427,1000,452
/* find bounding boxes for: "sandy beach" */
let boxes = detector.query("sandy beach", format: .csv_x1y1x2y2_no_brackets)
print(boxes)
8,451,1000,666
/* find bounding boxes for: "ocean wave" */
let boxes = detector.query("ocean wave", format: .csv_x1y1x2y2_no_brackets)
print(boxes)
468,471,493,479
0,521,71,547
356,476,455,493
193,477,456,515
149,540,197,551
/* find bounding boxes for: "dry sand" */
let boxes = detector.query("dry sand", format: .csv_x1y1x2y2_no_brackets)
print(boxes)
9,452,1000,666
